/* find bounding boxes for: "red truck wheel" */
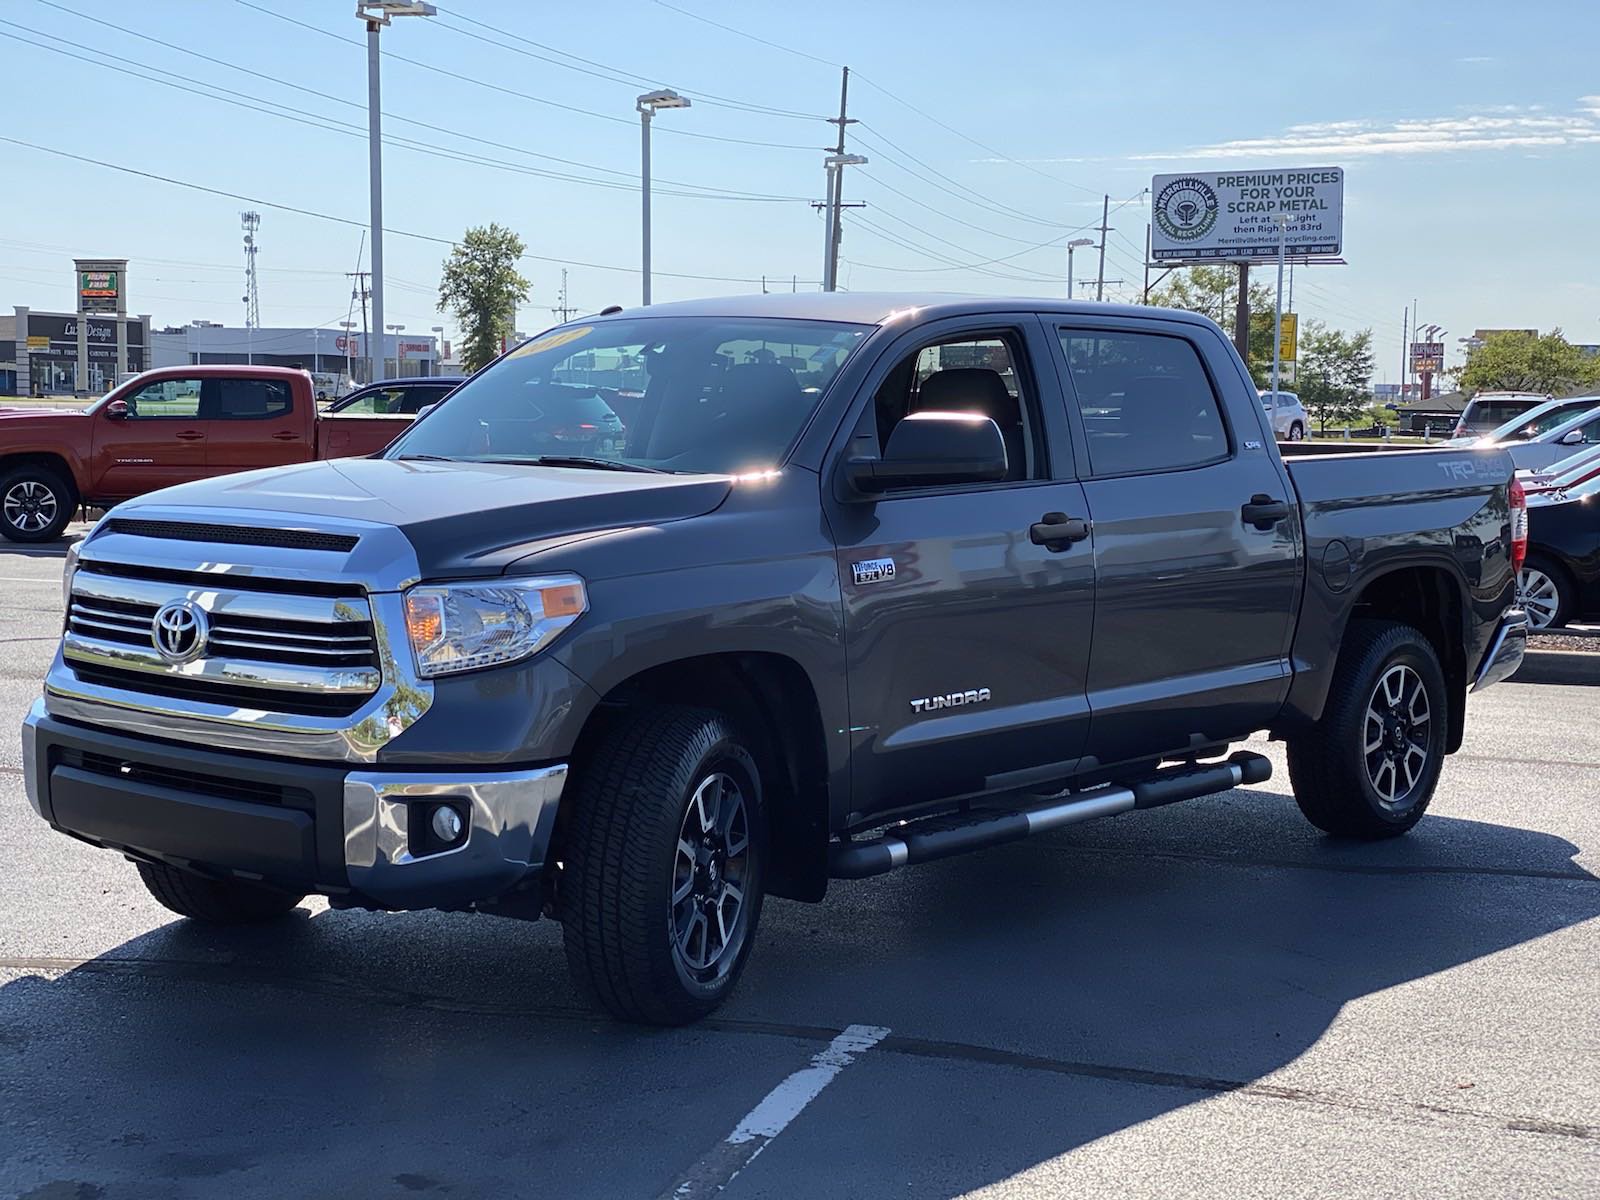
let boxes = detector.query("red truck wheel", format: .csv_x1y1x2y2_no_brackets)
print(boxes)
0,464,76,543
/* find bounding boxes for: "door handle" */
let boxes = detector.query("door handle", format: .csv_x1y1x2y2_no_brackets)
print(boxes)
175,431,205,441
271,431,298,441
1030,512,1091,551
1241,494,1290,530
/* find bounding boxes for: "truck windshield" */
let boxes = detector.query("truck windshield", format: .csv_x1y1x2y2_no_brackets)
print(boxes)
386,316,870,475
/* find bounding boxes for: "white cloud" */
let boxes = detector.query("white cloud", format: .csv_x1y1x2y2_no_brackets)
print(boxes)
1132,100,1600,160
1457,56,1495,63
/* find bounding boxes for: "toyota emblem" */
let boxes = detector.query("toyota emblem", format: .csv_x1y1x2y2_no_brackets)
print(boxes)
151,599,209,663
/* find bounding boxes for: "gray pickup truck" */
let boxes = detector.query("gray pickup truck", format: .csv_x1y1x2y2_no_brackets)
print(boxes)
22,295,1528,1024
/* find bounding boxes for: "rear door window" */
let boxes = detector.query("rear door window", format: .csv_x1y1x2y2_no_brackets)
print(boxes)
206,378,294,420
1057,330,1229,476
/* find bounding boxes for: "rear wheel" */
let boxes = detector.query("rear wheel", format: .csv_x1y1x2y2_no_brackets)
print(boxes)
135,861,304,923
1287,620,1447,839
1288,421,1305,441
561,706,768,1025
0,464,75,543
1518,555,1572,631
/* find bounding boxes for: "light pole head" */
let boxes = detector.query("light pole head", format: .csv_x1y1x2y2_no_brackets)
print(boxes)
1068,238,1094,249
825,153,867,168
356,1,436,24
638,89,691,114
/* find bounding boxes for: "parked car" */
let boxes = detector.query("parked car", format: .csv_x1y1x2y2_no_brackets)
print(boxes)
0,366,415,542
1260,390,1308,440
1520,480,1600,630
1467,399,1600,472
23,294,1526,1025
1523,443,1600,498
1449,391,1553,439
329,376,467,416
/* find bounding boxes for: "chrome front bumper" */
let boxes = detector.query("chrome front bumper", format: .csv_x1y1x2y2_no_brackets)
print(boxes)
23,698,567,912
1471,611,1528,693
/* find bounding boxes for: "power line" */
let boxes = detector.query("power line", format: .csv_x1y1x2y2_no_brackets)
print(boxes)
231,0,819,153
647,0,840,70
0,136,821,286
432,5,826,121
0,22,809,202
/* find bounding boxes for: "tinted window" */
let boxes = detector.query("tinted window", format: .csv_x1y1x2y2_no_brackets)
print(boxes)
124,377,202,419
1059,330,1228,475
869,334,1042,483
400,387,451,414
208,379,293,420
388,317,867,474
1465,400,1538,429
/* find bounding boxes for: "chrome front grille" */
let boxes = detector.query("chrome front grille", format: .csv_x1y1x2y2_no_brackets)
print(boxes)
63,564,381,717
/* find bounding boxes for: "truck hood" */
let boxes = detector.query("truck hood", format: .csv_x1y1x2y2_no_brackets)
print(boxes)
119,457,733,576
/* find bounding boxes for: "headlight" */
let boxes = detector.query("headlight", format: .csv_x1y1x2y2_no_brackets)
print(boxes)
62,539,81,610
403,575,587,678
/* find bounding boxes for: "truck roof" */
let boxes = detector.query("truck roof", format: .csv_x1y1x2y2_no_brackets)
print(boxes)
131,364,312,380
589,291,1218,330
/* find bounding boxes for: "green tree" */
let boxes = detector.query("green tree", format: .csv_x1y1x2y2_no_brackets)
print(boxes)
1457,329,1600,395
1296,321,1375,431
1147,265,1278,384
437,223,531,372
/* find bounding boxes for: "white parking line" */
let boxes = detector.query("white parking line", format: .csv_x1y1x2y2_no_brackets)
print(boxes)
663,1023,890,1199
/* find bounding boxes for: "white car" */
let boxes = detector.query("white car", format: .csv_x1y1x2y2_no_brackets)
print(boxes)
1260,390,1308,441
1472,399,1600,472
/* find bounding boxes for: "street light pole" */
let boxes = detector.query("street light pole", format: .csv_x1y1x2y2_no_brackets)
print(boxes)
637,90,691,307
1271,214,1289,396
430,324,444,376
1066,238,1094,300
386,323,405,378
357,3,435,387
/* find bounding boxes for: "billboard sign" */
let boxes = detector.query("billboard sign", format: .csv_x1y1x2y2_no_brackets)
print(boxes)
1151,168,1343,263
1410,341,1445,374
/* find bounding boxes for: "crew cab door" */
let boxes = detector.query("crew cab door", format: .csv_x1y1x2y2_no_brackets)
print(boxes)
201,376,312,474
91,375,207,498
826,317,1094,822
1048,317,1302,768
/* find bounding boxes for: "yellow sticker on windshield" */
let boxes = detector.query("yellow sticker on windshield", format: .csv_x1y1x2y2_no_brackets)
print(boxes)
509,326,593,359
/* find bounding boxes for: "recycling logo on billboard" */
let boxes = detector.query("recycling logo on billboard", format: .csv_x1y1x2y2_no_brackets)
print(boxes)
1154,177,1219,243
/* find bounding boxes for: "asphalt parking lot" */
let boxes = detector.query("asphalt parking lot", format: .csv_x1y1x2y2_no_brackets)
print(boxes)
2,529,1597,1200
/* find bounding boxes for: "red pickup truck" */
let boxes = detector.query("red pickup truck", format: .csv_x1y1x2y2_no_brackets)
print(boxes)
0,366,414,542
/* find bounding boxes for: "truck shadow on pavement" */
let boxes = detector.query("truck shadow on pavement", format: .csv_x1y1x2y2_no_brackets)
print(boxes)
2,792,1597,1199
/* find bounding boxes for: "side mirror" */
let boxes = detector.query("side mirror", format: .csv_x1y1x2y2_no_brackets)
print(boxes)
1559,428,1584,445
415,403,437,419
843,411,1008,496
104,398,129,420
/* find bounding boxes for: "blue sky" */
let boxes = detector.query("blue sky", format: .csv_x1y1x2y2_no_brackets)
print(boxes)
2,0,1597,382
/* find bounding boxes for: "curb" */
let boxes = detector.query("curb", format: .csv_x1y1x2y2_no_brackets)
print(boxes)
1510,648,1600,687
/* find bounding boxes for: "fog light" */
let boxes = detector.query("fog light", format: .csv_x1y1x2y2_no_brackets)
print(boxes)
430,804,465,845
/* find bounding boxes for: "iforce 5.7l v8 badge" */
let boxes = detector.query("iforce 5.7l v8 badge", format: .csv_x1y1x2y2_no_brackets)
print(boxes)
851,558,896,585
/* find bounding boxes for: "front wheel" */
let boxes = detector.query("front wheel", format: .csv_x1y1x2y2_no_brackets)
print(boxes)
1286,620,1447,838
136,861,304,923
560,706,768,1025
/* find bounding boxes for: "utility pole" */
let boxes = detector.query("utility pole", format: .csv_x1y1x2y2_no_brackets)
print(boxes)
550,269,577,322
1142,223,1151,304
240,211,260,365
822,66,863,292
1400,306,1409,402
1233,263,1251,364
346,270,371,382
1094,194,1110,302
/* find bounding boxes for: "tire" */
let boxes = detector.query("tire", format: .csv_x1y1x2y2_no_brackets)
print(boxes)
0,463,76,543
1286,620,1448,839
1518,554,1572,631
135,861,304,923
1288,422,1305,441
560,706,768,1025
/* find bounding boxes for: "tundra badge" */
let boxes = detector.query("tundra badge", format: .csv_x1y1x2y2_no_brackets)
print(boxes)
911,688,992,714
852,557,896,585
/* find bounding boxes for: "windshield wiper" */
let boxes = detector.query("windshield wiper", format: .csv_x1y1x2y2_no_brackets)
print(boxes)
394,453,458,462
491,455,669,474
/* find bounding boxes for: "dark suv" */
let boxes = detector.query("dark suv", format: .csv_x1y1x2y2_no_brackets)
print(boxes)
329,377,466,416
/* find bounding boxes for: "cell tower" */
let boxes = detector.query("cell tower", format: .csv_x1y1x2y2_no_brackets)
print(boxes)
240,211,261,330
